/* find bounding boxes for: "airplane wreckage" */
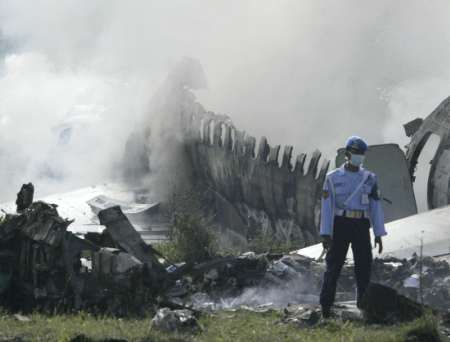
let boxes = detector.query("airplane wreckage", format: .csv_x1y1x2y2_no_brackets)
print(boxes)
0,60,449,316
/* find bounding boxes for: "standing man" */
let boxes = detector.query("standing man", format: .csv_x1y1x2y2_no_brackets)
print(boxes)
319,136,387,318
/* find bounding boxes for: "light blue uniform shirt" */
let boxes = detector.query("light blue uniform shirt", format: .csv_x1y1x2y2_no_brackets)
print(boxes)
320,164,387,237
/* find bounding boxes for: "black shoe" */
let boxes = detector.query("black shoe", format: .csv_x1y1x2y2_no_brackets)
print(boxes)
322,306,331,319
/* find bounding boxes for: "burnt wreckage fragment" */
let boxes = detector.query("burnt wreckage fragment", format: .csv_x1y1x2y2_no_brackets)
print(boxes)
184,105,330,247
405,96,450,209
0,185,168,314
15,182,34,213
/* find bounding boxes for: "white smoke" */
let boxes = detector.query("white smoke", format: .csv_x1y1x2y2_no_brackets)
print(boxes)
0,51,147,199
1,1,450,201
217,277,319,310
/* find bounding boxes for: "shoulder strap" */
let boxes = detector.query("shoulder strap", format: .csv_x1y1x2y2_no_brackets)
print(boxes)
343,170,370,208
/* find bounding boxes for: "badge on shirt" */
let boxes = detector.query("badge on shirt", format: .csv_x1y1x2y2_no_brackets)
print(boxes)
361,193,369,205
323,190,330,199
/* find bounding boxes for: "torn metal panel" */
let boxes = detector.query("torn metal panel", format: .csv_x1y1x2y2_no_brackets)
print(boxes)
186,107,329,246
92,248,143,275
405,96,450,209
87,195,160,217
403,118,424,138
0,201,91,310
87,195,167,240
0,251,13,294
360,283,424,324
336,144,417,223
15,183,34,213
380,205,450,258
16,201,73,246
98,206,165,272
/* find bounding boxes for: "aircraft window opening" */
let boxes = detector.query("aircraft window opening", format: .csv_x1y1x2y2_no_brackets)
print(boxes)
413,133,441,212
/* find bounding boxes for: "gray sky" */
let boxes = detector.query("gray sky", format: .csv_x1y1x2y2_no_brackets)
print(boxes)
0,1,450,201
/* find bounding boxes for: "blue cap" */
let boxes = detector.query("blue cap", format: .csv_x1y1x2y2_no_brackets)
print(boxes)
345,136,368,153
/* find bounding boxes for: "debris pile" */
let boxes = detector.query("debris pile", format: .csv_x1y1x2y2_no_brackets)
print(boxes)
164,252,450,314
0,186,168,315
371,256,450,311
0,184,449,320
163,252,347,311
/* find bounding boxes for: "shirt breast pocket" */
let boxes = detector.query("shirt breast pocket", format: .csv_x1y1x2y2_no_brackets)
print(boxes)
333,185,348,206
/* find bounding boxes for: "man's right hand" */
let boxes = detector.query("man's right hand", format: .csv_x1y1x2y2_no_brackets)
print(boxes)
322,235,332,250
374,236,383,254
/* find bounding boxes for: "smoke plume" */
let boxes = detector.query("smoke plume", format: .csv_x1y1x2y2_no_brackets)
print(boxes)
1,1,450,202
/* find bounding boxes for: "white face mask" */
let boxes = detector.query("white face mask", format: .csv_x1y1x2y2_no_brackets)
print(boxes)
349,153,365,167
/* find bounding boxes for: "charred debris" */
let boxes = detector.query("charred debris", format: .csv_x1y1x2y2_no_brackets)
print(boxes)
0,184,449,323
0,185,168,315
0,183,277,316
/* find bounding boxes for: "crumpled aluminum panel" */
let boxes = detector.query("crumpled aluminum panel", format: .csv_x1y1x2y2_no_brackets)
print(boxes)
186,104,329,246
405,96,450,209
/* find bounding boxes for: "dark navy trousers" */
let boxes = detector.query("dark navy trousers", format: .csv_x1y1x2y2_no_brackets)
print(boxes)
320,216,372,308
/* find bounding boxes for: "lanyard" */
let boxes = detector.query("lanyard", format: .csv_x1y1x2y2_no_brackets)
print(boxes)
343,170,370,208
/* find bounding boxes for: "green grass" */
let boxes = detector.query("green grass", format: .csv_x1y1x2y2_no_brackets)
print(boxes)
0,310,445,342
153,241,183,264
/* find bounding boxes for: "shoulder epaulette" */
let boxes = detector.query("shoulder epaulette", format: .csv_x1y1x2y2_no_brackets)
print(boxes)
326,168,339,176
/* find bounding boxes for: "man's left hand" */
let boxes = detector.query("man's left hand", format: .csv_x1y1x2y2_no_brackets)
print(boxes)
374,236,383,254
